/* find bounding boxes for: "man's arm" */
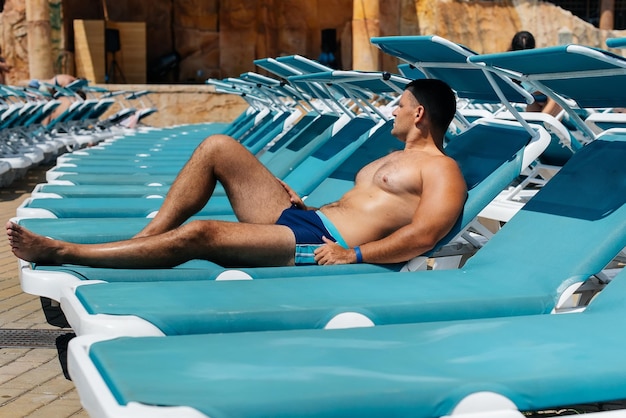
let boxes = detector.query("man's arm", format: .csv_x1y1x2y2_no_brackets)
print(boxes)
315,159,467,265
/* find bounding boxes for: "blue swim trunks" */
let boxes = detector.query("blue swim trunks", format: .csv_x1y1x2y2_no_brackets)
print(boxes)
276,207,349,265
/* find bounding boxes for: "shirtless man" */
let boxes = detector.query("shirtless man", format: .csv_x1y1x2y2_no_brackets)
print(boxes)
6,78,467,268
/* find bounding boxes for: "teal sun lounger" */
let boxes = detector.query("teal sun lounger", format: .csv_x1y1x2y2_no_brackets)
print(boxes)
68,265,626,418
58,129,626,337
20,116,549,303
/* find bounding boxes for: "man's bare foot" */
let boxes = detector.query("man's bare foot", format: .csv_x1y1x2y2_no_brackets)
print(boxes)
5,221,63,264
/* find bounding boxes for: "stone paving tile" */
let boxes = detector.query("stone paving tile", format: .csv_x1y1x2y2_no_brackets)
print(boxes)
24,398,88,418
0,166,86,418
0,393,61,417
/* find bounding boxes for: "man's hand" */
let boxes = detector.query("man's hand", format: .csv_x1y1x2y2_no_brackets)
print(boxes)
277,179,306,209
314,237,357,265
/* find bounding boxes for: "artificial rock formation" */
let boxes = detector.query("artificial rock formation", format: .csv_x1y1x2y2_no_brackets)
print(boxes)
0,0,625,85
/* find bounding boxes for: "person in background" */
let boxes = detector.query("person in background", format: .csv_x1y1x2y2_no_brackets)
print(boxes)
28,74,86,125
509,31,562,117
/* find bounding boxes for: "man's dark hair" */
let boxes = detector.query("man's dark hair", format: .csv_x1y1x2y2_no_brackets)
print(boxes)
510,31,535,51
404,78,456,138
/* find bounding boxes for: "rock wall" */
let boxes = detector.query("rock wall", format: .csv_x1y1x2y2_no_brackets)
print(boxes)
410,0,626,56
1,0,625,84
1,0,29,83
97,83,249,127
1,0,64,83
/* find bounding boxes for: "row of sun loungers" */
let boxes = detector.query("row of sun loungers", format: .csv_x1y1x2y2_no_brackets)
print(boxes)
0,79,158,187
10,35,626,417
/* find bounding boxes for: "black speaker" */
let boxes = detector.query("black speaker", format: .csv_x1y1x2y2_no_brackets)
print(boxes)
105,28,121,53
321,28,337,51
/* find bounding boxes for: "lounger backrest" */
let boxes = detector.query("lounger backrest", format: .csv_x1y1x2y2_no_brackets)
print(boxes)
495,111,582,166
371,35,529,103
276,55,333,73
240,111,293,154
258,113,339,172
267,115,369,180
435,119,535,247
583,266,626,314
464,132,626,281
397,63,426,80
468,45,626,109
281,116,379,196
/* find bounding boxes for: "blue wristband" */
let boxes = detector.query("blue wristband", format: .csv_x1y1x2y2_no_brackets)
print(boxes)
354,246,363,263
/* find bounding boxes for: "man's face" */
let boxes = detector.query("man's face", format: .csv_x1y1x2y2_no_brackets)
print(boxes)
391,90,419,140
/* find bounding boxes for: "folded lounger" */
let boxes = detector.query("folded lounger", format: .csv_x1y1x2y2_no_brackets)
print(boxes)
467,43,626,222
468,43,626,136
59,129,626,338
19,114,549,303
369,36,534,114
68,265,626,418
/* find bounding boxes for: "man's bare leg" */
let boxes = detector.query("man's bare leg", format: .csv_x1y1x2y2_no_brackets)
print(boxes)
7,219,296,269
135,134,293,238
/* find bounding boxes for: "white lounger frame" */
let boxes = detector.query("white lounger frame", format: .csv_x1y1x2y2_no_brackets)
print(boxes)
68,333,626,418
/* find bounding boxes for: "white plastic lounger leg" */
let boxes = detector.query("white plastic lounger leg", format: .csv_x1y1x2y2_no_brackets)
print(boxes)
68,335,208,418
401,256,429,271
444,392,523,418
446,392,626,418
214,270,254,280
430,255,463,270
324,312,375,329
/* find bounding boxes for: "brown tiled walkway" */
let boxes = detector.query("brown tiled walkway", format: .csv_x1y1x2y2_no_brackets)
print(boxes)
0,165,87,417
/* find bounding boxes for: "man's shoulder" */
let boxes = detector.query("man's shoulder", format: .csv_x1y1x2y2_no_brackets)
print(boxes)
422,152,465,180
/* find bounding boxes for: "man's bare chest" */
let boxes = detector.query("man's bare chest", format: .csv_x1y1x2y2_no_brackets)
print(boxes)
357,154,423,194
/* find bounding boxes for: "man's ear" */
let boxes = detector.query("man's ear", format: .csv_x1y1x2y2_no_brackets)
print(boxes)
414,104,425,121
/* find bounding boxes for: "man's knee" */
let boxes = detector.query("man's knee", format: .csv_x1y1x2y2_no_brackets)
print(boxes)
199,134,237,150
195,134,245,160
179,220,221,246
